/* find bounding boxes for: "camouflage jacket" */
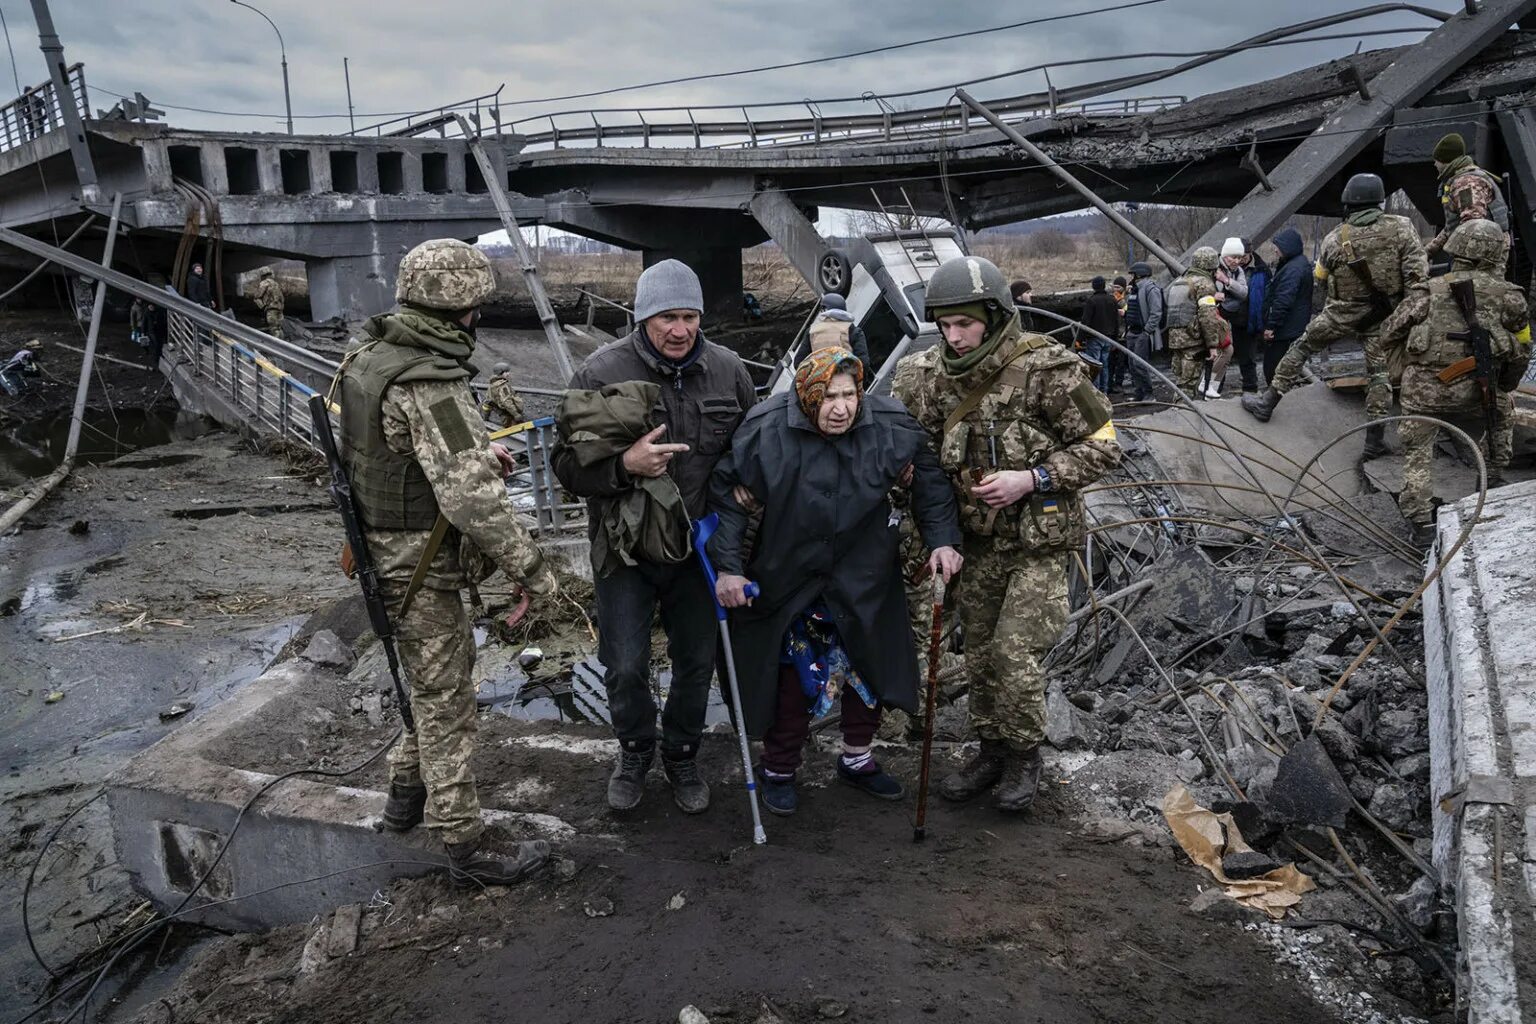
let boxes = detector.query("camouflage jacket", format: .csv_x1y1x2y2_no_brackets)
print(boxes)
1382,269,1531,404
252,276,284,313
363,329,553,594
1427,159,1511,257
1314,211,1427,307
483,376,525,426
1165,272,1225,352
892,322,1121,550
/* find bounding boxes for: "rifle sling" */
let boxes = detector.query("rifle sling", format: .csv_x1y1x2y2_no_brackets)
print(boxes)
397,514,452,620
942,338,1043,437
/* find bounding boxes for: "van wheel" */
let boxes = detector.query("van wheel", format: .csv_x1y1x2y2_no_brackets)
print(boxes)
818,249,852,296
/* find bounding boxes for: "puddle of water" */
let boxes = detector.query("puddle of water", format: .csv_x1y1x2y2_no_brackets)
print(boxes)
0,408,192,486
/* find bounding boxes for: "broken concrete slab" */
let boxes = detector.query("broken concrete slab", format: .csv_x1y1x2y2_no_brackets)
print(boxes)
1045,682,1102,751
301,629,355,671
1261,734,1352,829
1423,478,1536,1024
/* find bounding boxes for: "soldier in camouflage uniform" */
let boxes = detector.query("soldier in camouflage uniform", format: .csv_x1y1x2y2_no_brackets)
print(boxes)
251,266,285,338
1425,133,1511,276
893,256,1121,812
482,361,526,428
1377,219,1531,543
336,238,558,886
1164,247,1227,400
1244,174,1429,459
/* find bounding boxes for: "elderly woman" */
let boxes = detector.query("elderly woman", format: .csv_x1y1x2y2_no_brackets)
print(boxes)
706,348,963,816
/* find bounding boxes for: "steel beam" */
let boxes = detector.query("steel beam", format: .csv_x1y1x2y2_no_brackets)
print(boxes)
747,189,832,294
1494,105,1536,272
30,0,97,204
1186,0,1536,259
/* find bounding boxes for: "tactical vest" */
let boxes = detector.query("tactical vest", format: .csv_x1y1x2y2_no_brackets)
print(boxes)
1405,271,1520,368
1328,220,1402,303
934,332,1088,553
338,337,470,531
1441,166,1510,233
808,317,851,352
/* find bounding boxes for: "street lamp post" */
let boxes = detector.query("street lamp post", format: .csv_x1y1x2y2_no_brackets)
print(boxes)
230,0,292,134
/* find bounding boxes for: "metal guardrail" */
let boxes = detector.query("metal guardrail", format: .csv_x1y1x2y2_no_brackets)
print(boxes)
576,287,634,335
166,308,586,539
351,85,505,138
0,64,88,153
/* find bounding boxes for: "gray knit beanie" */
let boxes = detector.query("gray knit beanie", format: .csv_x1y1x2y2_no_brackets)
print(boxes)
634,259,704,322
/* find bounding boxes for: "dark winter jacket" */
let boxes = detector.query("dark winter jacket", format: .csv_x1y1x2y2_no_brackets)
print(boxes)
552,328,756,521
1079,290,1121,342
705,391,962,736
1263,229,1314,342
186,272,213,309
1244,258,1270,335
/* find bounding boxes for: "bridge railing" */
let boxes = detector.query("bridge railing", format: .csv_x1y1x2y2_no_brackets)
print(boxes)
0,64,88,153
165,308,586,539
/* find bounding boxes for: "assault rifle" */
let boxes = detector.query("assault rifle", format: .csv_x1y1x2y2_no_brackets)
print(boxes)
1445,279,1498,448
308,394,415,733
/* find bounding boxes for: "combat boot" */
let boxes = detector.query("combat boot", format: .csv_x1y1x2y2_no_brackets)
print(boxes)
607,746,654,812
382,780,427,832
662,753,711,814
995,745,1044,813
1241,387,1282,422
938,738,1006,802
1488,465,1507,488
445,831,549,888
1362,424,1389,460
1410,520,1436,549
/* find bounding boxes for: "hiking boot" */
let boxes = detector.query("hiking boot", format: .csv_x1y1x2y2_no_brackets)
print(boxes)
1241,387,1282,422
382,781,427,832
938,738,1007,802
995,746,1044,813
662,754,710,814
445,831,549,888
758,769,798,817
836,757,904,801
1362,424,1388,460
607,747,654,812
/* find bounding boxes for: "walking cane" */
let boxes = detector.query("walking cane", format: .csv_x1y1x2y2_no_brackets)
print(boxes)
692,513,768,845
913,573,946,842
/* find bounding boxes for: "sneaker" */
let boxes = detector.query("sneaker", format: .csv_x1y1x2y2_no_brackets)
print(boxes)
1204,384,1223,400
607,747,654,812
662,755,710,814
445,830,550,887
835,757,904,801
758,768,798,816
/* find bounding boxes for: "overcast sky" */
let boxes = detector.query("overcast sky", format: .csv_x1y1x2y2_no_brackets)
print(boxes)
14,0,1463,137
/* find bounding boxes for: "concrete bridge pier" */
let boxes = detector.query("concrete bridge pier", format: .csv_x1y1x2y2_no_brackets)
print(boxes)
306,253,397,322
642,246,742,323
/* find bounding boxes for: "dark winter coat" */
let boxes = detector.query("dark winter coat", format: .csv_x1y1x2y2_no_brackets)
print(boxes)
552,328,757,521
1079,290,1121,342
1263,229,1314,342
705,391,962,737
186,272,212,309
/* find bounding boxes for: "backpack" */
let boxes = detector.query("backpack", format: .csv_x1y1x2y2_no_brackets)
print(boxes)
1164,277,1197,330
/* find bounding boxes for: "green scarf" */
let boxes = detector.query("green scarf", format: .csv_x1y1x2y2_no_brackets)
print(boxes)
1439,154,1475,181
363,305,476,364
941,310,1019,376
1346,208,1383,227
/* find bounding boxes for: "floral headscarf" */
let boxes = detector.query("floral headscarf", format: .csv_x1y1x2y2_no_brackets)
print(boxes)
793,346,863,429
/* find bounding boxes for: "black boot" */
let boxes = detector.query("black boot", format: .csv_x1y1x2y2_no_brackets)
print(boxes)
445,832,549,887
1488,465,1507,488
938,738,1006,802
607,746,654,812
662,753,711,814
995,746,1044,813
382,781,427,832
1362,424,1388,460
1410,520,1436,548
1241,387,1282,422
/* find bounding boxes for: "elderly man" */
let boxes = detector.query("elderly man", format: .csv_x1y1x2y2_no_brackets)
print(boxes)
707,347,962,815
552,259,756,814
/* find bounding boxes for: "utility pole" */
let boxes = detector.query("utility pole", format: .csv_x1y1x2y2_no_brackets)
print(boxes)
29,0,97,203
343,57,355,133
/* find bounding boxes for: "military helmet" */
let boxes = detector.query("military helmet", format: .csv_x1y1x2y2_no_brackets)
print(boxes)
1189,246,1219,272
1342,173,1386,208
492,361,510,376
257,266,274,279
1444,218,1506,266
396,238,496,311
923,255,1014,323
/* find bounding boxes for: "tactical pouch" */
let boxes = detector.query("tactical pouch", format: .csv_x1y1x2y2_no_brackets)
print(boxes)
1405,323,1431,358
1015,491,1084,552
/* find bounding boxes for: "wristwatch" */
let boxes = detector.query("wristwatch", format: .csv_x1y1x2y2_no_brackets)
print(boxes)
1033,466,1054,493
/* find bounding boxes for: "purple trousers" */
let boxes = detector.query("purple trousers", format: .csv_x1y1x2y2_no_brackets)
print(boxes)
760,665,881,776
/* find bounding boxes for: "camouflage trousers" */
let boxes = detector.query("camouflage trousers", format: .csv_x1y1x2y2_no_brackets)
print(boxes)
262,307,283,337
958,536,1069,751
1170,348,1205,400
383,582,484,845
1271,302,1392,417
1398,393,1513,524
